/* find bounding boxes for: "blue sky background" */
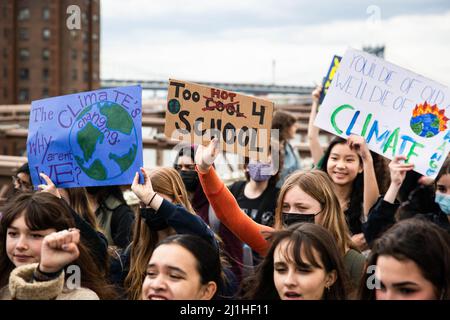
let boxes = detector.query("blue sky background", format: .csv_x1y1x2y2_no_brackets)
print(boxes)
100,0,450,86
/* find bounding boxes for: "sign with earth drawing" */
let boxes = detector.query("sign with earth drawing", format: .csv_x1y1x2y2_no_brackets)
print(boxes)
27,85,143,188
315,48,450,179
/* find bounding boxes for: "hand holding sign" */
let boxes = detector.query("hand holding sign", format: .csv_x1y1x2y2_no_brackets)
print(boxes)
314,48,450,178
38,173,61,199
388,155,415,188
312,85,323,105
39,229,80,273
347,134,372,162
131,167,156,207
195,138,220,173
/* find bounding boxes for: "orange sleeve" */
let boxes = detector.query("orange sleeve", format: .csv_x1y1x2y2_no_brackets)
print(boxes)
196,165,273,256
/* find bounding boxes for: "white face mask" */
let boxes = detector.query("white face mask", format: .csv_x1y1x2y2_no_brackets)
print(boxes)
435,193,450,215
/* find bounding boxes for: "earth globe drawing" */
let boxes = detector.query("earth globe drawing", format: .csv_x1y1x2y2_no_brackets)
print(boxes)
410,102,449,138
69,101,138,180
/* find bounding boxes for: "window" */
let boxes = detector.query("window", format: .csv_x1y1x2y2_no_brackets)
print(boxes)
18,88,29,102
42,68,49,80
3,28,8,39
18,8,30,20
82,32,88,43
19,48,29,61
71,49,77,60
82,51,88,62
93,14,98,22
42,7,50,20
3,48,7,58
3,87,7,99
19,68,29,80
19,28,28,40
92,72,98,80
42,88,49,97
42,28,50,40
83,71,89,81
92,33,98,40
3,67,7,78
42,48,50,60
72,69,77,81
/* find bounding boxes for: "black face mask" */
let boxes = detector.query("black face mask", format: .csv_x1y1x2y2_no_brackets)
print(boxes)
141,208,169,231
180,170,199,192
282,212,317,226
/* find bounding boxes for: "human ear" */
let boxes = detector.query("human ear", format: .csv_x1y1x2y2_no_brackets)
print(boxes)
199,281,217,300
325,270,337,288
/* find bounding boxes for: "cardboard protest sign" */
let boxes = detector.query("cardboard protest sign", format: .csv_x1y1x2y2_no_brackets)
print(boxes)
164,79,274,162
27,85,143,187
319,55,342,105
315,48,450,178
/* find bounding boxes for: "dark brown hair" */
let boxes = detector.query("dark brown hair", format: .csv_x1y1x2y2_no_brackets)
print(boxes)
359,218,450,300
0,192,117,299
242,222,351,300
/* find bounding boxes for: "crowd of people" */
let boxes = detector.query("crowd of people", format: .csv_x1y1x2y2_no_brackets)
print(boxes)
0,87,449,300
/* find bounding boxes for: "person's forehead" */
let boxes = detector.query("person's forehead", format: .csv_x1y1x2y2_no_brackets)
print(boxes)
177,155,194,165
17,172,30,181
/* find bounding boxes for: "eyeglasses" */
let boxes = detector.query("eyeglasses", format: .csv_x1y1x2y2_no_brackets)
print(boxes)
12,175,32,191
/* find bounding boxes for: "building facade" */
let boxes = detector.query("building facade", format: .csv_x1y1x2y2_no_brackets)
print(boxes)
0,0,100,104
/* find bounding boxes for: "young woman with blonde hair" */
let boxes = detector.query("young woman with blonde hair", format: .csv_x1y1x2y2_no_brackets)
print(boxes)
195,139,366,288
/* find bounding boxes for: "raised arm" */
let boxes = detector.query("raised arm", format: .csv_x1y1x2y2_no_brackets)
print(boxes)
194,139,273,256
347,135,380,217
308,86,325,165
362,156,414,245
132,167,218,250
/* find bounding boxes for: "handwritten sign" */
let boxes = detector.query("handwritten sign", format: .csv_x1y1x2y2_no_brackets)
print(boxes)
314,48,450,178
319,55,342,105
27,85,143,187
164,79,274,161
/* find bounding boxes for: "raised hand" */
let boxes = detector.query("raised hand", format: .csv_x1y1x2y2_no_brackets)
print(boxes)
38,173,61,199
131,167,155,206
39,229,80,273
389,155,415,187
194,138,220,173
311,85,322,104
347,134,371,161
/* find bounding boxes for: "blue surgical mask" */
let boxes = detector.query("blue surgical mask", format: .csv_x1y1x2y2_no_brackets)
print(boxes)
435,193,450,215
247,162,273,182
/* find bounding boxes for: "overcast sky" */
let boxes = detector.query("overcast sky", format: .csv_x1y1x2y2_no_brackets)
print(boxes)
100,0,450,86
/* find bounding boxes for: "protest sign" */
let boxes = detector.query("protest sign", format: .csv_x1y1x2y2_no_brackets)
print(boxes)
315,48,450,178
319,55,342,105
27,85,143,187
164,79,274,162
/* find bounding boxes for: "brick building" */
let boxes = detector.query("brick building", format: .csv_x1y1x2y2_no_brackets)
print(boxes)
0,0,100,104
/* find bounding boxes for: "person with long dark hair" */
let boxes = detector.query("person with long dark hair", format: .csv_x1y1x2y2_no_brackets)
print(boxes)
359,218,450,300
243,223,351,300
0,192,117,299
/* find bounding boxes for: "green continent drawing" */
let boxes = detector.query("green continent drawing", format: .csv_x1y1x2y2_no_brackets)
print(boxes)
75,158,107,180
100,103,133,134
109,144,137,172
70,101,138,181
77,122,104,162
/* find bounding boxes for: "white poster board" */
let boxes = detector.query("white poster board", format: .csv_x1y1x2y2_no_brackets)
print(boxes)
315,48,450,178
